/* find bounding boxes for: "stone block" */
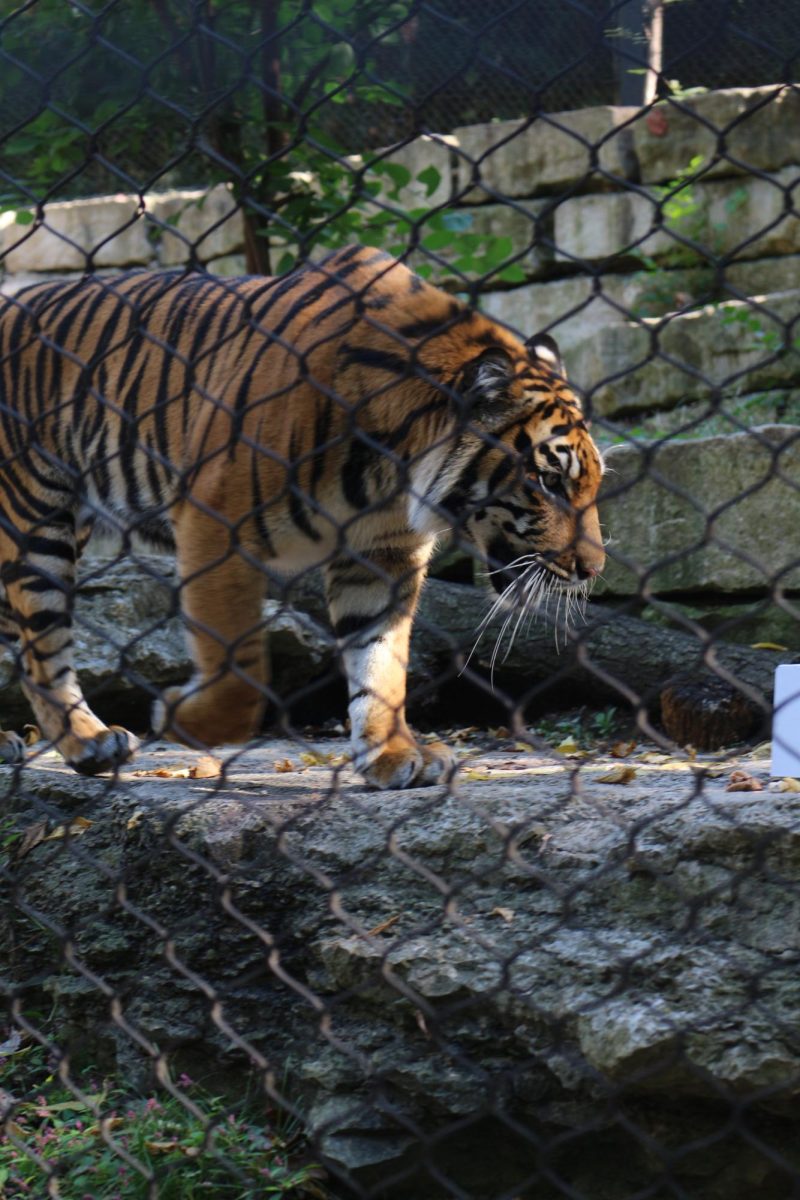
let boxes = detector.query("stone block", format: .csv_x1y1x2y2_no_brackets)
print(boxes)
598,425,800,595
554,190,671,265
554,167,800,271
1,196,150,273
632,86,800,185
148,185,244,266
481,273,648,352
453,106,639,202
724,256,800,300
569,290,800,418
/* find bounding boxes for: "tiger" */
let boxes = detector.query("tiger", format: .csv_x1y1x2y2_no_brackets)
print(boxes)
0,244,604,789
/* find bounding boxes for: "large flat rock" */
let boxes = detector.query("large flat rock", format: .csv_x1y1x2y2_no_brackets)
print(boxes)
3,736,799,1197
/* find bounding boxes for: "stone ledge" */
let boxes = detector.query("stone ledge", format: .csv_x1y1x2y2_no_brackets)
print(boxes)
3,736,797,1197
632,85,800,185
0,196,150,273
569,289,800,416
452,105,640,202
554,166,800,266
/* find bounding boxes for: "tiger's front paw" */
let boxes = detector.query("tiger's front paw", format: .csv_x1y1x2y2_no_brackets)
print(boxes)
67,726,139,776
361,737,455,790
0,731,26,766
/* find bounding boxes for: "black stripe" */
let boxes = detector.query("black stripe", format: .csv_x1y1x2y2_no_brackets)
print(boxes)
287,428,321,542
338,346,410,375
17,609,70,633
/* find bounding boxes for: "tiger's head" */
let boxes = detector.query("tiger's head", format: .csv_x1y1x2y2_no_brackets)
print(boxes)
430,331,605,603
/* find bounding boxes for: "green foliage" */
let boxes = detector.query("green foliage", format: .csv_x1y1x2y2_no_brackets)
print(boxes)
0,1039,323,1198
0,0,519,282
534,705,622,748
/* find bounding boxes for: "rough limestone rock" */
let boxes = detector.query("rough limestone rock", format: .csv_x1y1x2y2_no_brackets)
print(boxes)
553,167,800,268
0,195,150,273
149,184,244,266
569,292,800,416
599,425,800,595
630,85,800,185
3,739,799,1198
453,105,639,202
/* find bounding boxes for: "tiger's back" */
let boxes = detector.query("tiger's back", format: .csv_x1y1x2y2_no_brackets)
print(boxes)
0,245,605,787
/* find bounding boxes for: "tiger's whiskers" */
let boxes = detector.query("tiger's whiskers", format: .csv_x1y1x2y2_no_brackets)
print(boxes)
463,555,591,684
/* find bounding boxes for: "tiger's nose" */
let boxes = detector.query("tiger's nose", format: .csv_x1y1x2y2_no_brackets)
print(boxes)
576,562,600,581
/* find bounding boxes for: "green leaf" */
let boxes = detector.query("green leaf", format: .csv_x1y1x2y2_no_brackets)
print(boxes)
498,263,527,283
374,161,412,191
14,209,35,225
415,165,441,197
421,229,454,251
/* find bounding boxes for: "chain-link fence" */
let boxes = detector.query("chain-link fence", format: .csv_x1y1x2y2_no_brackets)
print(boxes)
1,2,799,1198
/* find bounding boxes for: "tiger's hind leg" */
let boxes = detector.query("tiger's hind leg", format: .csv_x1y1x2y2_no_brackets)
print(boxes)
0,520,138,775
0,591,24,765
325,545,455,790
151,508,268,747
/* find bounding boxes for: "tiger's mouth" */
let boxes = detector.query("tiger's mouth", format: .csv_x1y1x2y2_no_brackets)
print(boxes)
486,537,575,597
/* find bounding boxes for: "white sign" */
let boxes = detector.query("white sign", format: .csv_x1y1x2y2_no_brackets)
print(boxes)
772,665,800,777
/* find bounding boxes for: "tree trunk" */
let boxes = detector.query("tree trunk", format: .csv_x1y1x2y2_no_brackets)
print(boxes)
283,576,794,731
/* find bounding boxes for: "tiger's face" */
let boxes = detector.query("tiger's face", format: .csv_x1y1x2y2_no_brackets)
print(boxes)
448,334,605,602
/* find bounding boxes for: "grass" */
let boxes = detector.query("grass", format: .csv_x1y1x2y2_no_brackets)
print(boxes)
0,1036,327,1199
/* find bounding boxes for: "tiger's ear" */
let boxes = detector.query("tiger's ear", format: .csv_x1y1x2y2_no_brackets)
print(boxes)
526,333,565,378
459,346,519,427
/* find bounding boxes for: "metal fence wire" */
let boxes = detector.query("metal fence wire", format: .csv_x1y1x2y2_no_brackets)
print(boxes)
1,1,799,1198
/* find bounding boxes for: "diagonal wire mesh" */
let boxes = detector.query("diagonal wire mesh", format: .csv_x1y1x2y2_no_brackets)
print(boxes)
1,2,799,1198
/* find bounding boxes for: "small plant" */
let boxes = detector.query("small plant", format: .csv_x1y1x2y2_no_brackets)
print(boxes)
533,706,622,749
591,706,619,740
0,1038,325,1199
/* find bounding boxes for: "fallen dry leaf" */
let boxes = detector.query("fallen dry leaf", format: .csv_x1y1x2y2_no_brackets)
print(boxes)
133,765,190,779
144,1140,180,1155
16,819,48,859
126,810,145,831
596,765,637,785
772,777,800,793
555,737,580,755
299,750,334,766
366,914,401,937
726,769,763,792
750,641,788,652
638,751,671,764
489,726,510,739
189,755,221,779
43,816,92,841
274,758,296,773
610,740,637,758
489,906,514,923
23,724,41,746
747,742,772,761
463,769,492,781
